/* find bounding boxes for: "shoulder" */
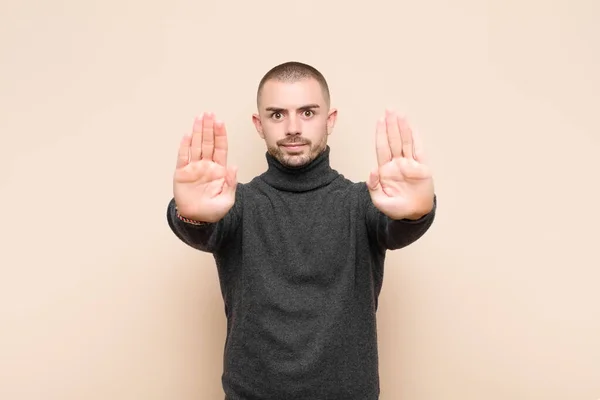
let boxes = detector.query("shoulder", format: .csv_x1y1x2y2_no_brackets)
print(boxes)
234,177,265,196
336,177,371,198
231,179,273,206
324,173,367,191
328,178,374,212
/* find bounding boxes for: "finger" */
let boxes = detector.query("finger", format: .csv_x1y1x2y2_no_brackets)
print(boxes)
385,109,403,158
213,120,228,167
376,117,391,166
225,165,238,192
398,115,414,160
201,112,215,161
176,133,192,169
366,167,381,192
190,114,204,161
222,165,238,199
411,125,427,163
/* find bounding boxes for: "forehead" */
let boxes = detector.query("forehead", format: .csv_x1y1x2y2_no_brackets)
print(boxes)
259,78,326,109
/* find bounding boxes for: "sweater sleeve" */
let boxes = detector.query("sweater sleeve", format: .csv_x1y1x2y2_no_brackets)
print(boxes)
363,186,437,251
166,187,243,254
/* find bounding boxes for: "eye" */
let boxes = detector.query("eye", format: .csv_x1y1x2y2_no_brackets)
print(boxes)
303,110,314,117
271,112,283,120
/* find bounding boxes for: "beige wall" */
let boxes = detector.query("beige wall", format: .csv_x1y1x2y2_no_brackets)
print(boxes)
1,0,599,399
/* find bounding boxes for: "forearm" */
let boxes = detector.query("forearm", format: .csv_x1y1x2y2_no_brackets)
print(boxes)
385,195,436,249
368,194,437,251
166,198,223,253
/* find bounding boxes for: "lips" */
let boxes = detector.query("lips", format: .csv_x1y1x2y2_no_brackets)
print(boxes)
282,144,306,151
281,140,308,146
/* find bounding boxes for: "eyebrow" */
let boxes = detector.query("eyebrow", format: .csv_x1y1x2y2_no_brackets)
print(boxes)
265,104,320,112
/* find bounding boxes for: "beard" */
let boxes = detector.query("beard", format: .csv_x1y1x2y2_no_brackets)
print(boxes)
267,133,328,168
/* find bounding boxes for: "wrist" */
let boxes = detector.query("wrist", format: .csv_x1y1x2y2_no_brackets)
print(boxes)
396,196,436,221
175,206,210,226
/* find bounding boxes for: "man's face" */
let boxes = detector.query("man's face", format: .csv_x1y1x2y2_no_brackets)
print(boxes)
252,78,337,168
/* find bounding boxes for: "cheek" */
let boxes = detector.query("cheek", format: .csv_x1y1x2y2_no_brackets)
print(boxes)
304,118,328,136
263,124,284,141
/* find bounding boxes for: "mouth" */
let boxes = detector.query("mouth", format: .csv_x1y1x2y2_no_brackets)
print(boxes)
281,143,307,151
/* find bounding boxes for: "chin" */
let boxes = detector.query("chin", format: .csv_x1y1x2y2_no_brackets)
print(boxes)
269,143,325,168
269,149,308,167
281,155,311,168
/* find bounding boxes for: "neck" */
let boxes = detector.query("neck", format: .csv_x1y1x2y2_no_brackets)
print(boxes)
259,145,340,192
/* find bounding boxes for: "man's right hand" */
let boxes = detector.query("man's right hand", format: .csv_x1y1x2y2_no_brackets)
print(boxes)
173,112,238,223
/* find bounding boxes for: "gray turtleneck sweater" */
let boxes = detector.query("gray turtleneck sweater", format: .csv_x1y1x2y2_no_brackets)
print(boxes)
166,146,436,400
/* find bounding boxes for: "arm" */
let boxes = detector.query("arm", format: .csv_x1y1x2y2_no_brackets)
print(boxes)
365,109,437,250
365,189,436,251
168,112,240,253
166,187,242,254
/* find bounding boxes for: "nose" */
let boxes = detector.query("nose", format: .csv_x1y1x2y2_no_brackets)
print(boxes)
285,114,300,136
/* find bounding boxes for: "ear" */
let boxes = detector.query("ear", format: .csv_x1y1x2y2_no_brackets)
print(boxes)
326,108,338,135
252,113,265,139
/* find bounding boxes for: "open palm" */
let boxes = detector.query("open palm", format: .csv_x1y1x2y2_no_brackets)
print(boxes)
173,112,238,223
367,110,434,220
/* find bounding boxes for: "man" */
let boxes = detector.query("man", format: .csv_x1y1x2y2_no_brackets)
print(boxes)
166,61,437,399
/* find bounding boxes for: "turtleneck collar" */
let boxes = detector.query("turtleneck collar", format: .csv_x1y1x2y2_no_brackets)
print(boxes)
258,145,340,192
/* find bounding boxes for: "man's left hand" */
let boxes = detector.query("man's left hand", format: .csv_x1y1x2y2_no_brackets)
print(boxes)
367,110,435,220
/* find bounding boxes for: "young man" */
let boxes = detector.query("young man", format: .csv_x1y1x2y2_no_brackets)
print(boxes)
166,61,437,400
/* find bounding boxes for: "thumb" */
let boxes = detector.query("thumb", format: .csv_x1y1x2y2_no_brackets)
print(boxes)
224,165,238,194
366,167,381,192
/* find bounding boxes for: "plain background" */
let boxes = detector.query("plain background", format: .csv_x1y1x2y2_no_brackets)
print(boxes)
1,0,599,399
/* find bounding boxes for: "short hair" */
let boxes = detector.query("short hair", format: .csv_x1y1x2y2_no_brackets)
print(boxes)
256,61,331,107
